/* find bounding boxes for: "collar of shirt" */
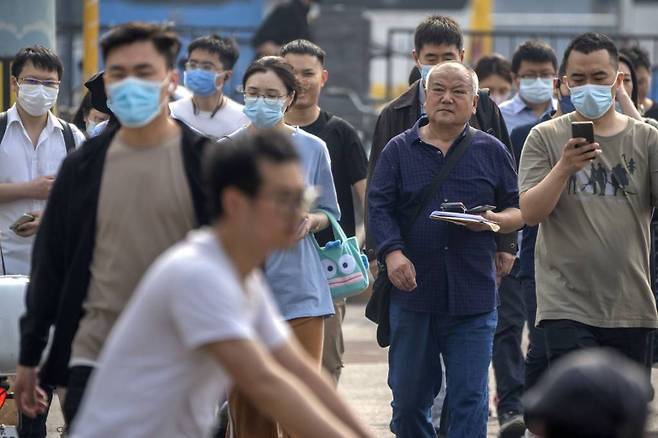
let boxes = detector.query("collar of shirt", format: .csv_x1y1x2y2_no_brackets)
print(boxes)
410,115,469,149
7,104,64,138
505,93,556,116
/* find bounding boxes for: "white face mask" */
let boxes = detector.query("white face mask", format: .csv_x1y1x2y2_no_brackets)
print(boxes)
17,84,59,116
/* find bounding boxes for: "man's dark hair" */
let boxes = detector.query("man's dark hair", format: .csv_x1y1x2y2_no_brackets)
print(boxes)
562,32,619,71
100,22,181,69
11,45,63,80
621,46,651,72
242,56,299,107
188,34,239,70
280,39,326,65
204,130,299,220
511,40,558,74
414,15,463,54
474,54,512,84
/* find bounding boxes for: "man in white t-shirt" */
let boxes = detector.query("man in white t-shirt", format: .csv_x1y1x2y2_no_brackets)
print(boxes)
70,130,373,438
170,34,248,140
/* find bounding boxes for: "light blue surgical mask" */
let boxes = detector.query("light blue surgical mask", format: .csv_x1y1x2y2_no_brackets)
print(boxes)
419,64,432,84
519,78,554,104
569,80,616,120
183,69,220,96
106,77,166,128
243,97,285,128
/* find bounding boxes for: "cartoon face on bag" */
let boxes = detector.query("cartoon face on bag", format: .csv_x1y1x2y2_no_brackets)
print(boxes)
319,237,369,297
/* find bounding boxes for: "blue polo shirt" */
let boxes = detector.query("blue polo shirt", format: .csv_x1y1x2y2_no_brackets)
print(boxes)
368,116,519,315
499,93,556,134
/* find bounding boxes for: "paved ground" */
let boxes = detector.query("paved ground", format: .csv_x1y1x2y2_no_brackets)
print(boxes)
27,302,658,436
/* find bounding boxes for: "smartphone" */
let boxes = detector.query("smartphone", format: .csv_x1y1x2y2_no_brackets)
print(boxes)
571,121,594,147
466,205,497,214
10,213,35,233
440,202,466,213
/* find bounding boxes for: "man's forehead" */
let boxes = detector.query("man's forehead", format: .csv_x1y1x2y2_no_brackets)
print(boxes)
566,49,616,73
18,60,58,79
189,49,223,66
284,53,322,69
419,43,460,57
105,40,166,67
428,66,471,85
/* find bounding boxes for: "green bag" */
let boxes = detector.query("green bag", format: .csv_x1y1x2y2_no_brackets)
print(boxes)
312,210,370,300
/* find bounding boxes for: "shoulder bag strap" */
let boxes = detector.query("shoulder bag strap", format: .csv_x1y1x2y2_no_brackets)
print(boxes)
58,118,76,153
401,126,475,237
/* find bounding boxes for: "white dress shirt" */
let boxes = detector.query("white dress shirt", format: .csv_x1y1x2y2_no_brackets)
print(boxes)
0,105,85,274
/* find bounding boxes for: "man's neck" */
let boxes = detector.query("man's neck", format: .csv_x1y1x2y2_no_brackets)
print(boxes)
522,97,552,118
118,112,179,148
16,105,48,139
420,121,466,153
192,91,224,113
285,104,321,127
215,223,264,280
577,107,627,137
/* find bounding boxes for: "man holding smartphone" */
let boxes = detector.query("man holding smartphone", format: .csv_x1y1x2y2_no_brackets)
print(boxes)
0,46,85,276
518,31,658,404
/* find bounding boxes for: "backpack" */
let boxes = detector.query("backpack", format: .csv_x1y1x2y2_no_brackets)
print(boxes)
0,111,76,153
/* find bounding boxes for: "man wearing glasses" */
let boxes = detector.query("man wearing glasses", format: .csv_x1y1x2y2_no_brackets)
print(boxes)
170,34,248,141
0,46,85,277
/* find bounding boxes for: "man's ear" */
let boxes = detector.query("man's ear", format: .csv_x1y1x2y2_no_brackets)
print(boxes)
320,69,328,87
472,92,480,115
459,49,465,63
412,49,421,67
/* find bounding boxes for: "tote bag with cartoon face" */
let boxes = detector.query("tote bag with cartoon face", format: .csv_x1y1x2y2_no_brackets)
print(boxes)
312,210,369,300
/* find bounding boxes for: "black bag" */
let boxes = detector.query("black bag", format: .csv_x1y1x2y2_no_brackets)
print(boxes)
365,127,475,347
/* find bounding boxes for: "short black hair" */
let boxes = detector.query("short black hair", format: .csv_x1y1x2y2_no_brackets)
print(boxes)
204,130,299,220
621,46,651,72
280,39,326,65
511,40,558,74
188,34,239,70
562,32,619,72
414,15,463,54
242,56,299,107
11,45,63,80
100,22,181,69
474,54,512,84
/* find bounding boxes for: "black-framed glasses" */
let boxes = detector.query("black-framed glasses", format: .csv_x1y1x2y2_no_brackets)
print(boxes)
242,91,288,106
18,77,60,89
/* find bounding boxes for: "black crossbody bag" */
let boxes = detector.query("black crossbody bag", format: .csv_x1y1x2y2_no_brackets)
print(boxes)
365,126,475,347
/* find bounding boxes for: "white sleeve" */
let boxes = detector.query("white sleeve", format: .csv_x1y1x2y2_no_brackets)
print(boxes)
170,266,256,350
253,277,290,351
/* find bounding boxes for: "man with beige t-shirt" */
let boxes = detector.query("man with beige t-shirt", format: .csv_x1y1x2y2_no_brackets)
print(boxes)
518,32,658,384
14,22,212,428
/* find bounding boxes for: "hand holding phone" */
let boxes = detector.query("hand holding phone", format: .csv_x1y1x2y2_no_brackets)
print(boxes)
571,121,595,147
466,205,496,214
10,213,36,233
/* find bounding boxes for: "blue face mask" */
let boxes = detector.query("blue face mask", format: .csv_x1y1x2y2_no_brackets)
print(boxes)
243,97,285,128
106,77,165,128
569,81,615,120
559,94,575,114
519,78,554,104
419,64,432,84
183,69,220,96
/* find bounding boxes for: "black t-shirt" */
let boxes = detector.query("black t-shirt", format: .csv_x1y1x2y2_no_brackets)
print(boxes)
645,101,658,121
302,110,368,246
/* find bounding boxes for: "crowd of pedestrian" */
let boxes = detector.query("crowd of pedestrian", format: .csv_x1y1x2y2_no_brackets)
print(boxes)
1,4,658,438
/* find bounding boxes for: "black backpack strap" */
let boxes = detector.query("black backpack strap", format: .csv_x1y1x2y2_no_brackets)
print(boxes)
0,111,7,145
58,118,76,154
402,126,475,237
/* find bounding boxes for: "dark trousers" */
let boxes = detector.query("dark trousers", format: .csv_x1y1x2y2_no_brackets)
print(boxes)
62,365,94,427
492,272,525,415
542,319,653,371
521,278,548,393
16,386,53,438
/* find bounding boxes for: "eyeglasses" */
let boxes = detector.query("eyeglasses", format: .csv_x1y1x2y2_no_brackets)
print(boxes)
185,61,222,72
258,186,320,214
242,91,288,106
18,77,60,89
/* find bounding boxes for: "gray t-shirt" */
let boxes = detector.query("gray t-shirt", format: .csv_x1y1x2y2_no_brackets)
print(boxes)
519,113,658,328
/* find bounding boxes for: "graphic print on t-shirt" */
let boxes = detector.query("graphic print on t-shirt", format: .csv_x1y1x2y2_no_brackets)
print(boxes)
567,154,637,197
